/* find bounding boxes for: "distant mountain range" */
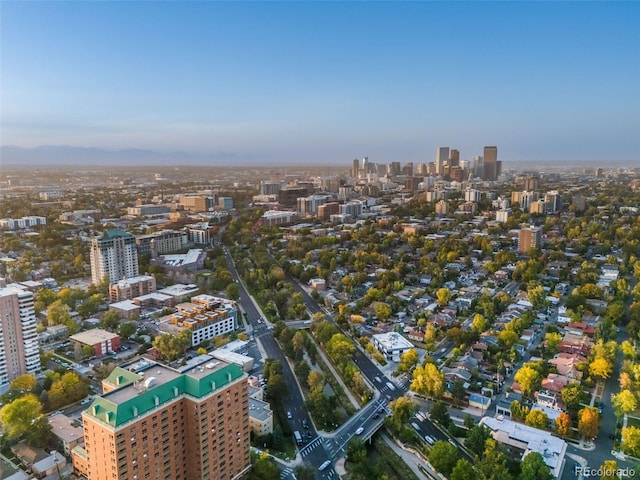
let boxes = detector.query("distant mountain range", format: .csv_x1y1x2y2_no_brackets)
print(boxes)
0,145,249,166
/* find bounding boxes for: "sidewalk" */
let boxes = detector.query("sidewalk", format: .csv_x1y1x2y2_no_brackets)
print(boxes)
380,432,433,480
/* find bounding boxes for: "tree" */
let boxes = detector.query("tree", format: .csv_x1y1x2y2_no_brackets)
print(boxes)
411,363,445,399
498,329,519,348
451,459,476,480
225,282,239,300
266,373,289,401
119,322,136,339
514,365,541,398
389,396,418,425
590,357,613,381
527,284,547,310
47,299,72,327
477,439,512,480
25,415,52,448
293,465,317,480
525,409,549,429
308,371,324,393
622,426,640,457
398,349,419,373
599,460,621,480
518,452,553,480
325,333,355,366
544,332,562,353
77,293,104,318
621,341,636,360
555,412,572,437
9,374,37,395
0,394,43,440
152,329,192,362
464,424,491,458
346,437,367,465
430,401,451,428
49,372,90,408
373,302,392,321
578,407,600,439
249,452,280,480
100,310,122,331
436,288,452,307
612,390,638,418
428,440,458,476
471,313,488,334
560,383,584,412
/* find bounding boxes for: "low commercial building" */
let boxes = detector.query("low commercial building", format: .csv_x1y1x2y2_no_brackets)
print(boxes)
70,328,120,358
371,332,414,362
480,416,567,478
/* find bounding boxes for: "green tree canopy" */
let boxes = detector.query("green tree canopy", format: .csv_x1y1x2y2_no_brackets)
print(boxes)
0,393,43,440
518,452,553,480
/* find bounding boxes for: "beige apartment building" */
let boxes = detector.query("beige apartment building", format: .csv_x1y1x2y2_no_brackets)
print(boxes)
109,275,157,302
73,358,250,480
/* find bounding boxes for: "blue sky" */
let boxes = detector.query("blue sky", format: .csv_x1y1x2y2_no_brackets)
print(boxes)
1,1,639,164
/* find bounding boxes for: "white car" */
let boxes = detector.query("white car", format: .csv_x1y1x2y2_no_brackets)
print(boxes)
287,411,292,419
355,427,364,435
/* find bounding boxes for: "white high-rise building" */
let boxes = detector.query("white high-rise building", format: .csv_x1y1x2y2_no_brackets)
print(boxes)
90,230,139,285
0,285,41,392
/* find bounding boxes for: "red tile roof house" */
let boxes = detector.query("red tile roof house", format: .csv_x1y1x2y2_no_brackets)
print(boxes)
549,353,586,380
541,373,571,393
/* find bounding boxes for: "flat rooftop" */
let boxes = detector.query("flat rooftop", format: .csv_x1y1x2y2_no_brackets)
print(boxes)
70,328,119,345
249,397,272,422
480,416,566,477
85,358,245,428
372,332,414,350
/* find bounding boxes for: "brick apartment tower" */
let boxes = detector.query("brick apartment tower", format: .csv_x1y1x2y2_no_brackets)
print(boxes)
74,359,250,480
518,226,543,254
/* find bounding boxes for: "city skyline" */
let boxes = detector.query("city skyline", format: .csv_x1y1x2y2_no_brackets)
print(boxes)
1,1,639,165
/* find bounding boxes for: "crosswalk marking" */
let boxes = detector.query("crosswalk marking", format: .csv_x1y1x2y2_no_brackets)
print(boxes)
280,467,293,479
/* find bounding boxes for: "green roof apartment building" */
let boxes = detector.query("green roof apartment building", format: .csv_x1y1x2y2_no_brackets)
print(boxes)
72,357,251,480
90,230,139,285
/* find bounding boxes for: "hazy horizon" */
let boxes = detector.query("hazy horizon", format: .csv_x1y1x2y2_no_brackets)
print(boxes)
2,1,639,164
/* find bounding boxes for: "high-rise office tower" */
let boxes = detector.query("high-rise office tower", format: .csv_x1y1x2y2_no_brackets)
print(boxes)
483,146,499,181
74,358,250,480
0,285,41,392
449,149,460,168
436,147,449,176
390,162,401,176
473,156,484,178
90,230,139,285
352,158,360,178
402,162,414,176
518,226,543,254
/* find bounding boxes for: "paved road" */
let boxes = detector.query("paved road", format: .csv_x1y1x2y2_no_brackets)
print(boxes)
222,247,339,477
277,266,474,463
